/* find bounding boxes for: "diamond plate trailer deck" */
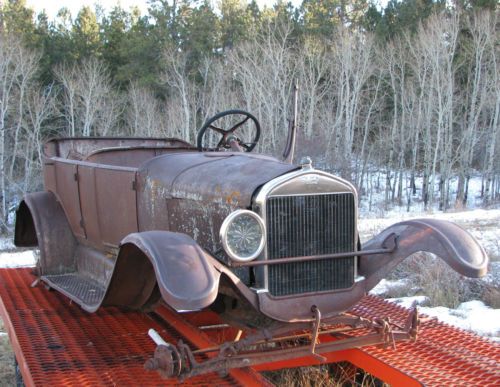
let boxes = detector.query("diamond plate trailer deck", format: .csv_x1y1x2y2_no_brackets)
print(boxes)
0,268,499,386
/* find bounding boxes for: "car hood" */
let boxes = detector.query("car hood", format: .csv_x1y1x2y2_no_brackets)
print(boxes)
138,152,298,207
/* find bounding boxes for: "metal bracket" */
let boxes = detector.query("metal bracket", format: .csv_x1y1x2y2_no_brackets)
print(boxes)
310,306,327,361
144,308,420,380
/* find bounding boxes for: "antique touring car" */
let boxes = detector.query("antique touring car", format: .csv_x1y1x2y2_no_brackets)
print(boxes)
14,109,488,378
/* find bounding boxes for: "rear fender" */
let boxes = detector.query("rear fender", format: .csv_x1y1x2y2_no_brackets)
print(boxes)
359,219,488,291
14,192,76,275
102,231,220,312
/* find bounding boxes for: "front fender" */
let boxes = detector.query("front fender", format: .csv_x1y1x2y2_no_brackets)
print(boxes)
102,231,220,312
359,218,488,291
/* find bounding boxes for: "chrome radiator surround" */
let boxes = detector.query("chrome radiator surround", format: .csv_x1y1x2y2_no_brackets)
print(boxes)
253,167,359,296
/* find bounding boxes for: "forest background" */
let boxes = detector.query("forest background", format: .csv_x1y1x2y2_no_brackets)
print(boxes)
0,0,498,233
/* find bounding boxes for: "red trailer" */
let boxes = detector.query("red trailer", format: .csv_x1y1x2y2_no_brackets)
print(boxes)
1,267,498,386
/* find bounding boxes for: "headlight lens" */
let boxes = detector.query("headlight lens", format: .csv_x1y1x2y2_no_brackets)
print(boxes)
220,210,265,262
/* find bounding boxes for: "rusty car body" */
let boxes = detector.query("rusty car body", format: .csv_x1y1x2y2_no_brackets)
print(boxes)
13,109,488,378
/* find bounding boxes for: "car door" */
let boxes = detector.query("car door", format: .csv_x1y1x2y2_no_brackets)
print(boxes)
78,162,138,249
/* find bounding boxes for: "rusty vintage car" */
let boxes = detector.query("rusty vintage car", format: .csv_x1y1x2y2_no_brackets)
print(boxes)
14,109,488,378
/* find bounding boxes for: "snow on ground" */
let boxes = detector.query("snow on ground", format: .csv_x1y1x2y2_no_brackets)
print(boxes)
359,206,500,341
359,174,500,340
385,296,500,341
420,301,500,341
0,250,36,268
369,279,410,295
363,206,500,341
357,170,500,218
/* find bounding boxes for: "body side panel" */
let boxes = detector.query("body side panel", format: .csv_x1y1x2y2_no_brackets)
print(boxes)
94,168,138,247
53,161,86,238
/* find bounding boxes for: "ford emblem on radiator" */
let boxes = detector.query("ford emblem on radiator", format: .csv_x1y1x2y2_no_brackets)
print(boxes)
301,175,320,185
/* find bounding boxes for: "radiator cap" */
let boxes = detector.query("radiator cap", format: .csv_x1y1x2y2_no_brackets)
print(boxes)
300,156,313,169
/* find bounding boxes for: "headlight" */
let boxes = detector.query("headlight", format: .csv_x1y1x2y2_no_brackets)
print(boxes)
220,209,265,262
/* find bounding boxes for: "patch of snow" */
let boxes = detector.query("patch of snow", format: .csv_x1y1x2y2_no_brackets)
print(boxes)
369,279,410,296
385,297,500,339
419,300,500,339
0,250,36,268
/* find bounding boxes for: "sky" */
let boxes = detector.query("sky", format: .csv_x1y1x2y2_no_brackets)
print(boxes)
25,0,303,20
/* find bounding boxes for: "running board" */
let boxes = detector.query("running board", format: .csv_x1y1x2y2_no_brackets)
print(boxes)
43,272,106,310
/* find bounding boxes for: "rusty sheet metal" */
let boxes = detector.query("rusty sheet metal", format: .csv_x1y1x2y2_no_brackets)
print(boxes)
138,152,298,208
136,151,297,252
94,168,138,247
14,192,76,276
360,218,489,290
53,161,86,239
44,137,193,159
85,146,195,166
0,268,267,386
103,231,220,311
88,148,158,168
77,165,101,247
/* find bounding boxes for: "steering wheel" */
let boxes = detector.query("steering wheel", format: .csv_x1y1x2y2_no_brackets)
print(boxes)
196,109,261,152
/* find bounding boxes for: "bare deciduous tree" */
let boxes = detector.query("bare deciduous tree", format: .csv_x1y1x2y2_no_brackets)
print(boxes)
22,84,56,193
55,58,117,137
127,82,165,137
228,20,296,155
327,28,374,177
0,34,41,230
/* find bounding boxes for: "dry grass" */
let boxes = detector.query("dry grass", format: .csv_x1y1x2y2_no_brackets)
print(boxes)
0,318,15,386
386,252,479,308
387,254,500,310
263,363,388,386
482,286,500,309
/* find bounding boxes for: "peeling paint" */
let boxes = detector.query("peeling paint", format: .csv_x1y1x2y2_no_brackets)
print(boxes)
225,191,241,205
171,190,204,201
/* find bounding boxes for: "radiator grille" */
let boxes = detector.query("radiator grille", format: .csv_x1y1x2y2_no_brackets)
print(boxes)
266,193,356,296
